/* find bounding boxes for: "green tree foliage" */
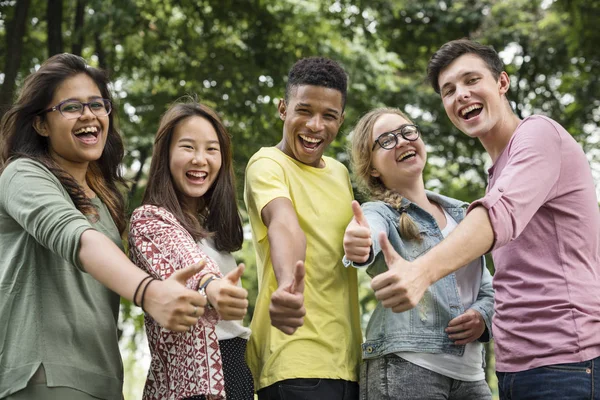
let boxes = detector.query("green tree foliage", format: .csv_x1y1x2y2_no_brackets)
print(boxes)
1,0,598,395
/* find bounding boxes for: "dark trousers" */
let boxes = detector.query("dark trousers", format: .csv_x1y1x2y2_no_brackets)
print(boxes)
497,355,600,400
220,337,254,400
257,378,359,400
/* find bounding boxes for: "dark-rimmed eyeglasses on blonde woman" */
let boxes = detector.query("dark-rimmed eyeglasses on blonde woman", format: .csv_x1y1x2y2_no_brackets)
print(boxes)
372,124,420,151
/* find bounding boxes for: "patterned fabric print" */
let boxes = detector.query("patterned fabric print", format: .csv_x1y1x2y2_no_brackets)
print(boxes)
129,205,225,400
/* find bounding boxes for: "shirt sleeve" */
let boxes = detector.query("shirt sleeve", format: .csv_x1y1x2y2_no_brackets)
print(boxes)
0,159,93,270
244,156,291,242
128,205,223,287
468,117,562,250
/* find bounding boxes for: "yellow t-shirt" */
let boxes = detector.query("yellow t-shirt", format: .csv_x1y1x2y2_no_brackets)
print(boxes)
244,147,362,390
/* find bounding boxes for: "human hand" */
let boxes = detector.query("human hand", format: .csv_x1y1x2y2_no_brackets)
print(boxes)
370,232,430,313
144,261,208,332
446,309,486,345
205,264,249,321
270,260,306,335
343,200,372,263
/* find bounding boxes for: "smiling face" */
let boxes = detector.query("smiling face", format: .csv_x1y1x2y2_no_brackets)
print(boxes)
370,113,427,189
438,53,510,140
277,85,345,168
169,115,222,211
35,73,109,174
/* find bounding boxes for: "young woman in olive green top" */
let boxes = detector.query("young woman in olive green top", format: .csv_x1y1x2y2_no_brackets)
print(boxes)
0,54,210,399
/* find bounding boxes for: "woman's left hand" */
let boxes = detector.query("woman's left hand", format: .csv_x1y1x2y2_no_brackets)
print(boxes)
205,264,249,321
445,309,486,345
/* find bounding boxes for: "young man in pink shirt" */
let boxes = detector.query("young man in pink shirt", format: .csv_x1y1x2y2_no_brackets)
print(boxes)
345,39,600,399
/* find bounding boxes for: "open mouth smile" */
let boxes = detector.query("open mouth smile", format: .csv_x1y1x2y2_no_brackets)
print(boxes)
397,150,416,162
460,104,483,120
299,134,323,151
186,170,208,183
73,126,100,144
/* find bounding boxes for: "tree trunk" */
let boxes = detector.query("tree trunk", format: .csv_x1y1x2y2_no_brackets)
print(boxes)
47,0,63,56
71,0,86,56
94,32,108,71
0,0,31,118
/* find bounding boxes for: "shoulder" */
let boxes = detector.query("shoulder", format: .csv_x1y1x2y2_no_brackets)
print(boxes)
130,204,179,226
425,190,468,209
514,115,564,142
1,158,52,181
362,200,397,219
246,147,288,174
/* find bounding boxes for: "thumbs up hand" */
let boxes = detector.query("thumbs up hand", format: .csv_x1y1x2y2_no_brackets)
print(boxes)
370,232,429,313
204,263,249,321
343,201,372,263
270,260,306,335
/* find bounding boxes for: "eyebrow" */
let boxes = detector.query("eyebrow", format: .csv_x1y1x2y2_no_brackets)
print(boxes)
177,137,220,145
382,124,411,135
60,95,103,103
295,102,340,116
440,71,477,92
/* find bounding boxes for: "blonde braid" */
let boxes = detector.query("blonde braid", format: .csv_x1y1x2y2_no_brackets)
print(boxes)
372,186,422,242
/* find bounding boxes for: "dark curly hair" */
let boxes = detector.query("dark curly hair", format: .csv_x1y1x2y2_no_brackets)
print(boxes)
285,57,348,109
427,39,504,94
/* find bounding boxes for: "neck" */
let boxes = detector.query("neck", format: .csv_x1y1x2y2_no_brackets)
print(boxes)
50,152,90,189
390,178,428,208
479,110,522,163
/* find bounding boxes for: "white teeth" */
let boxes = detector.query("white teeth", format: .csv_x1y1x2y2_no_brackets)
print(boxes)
397,151,416,162
460,104,482,117
187,171,207,178
299,134,322,143
74,126,98,135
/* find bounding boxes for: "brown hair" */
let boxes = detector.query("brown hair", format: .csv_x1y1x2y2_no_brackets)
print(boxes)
427,39,504,94
142,99,243,252
350,107,421,241
0,53,127,233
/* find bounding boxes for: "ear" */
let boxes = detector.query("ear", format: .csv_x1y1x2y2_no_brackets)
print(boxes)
339,111,345,127
278,99,287,121
33,116,49,137
370,168,381,178
498,71,510,96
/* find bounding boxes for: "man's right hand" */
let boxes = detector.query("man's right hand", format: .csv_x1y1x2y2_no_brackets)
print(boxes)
269,260,306,335
343,200,372,263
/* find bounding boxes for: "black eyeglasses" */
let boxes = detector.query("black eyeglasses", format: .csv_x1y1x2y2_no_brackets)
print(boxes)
372,124,420,151
39,98,112,120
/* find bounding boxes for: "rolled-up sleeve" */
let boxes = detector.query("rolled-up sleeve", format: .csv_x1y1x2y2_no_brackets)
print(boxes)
468,118,562,250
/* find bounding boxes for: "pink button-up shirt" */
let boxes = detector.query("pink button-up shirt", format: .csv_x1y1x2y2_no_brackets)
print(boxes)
469,115,600,372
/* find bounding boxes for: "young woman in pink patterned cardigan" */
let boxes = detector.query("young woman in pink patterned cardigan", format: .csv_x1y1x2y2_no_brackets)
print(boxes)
129,100,252,400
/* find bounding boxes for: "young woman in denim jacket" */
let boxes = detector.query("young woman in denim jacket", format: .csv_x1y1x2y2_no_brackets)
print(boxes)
343,107,494,400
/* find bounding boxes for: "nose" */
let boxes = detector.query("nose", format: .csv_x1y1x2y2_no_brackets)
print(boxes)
306,114,324,132
79,104,96,119
455,84,470,102
192,151,207,165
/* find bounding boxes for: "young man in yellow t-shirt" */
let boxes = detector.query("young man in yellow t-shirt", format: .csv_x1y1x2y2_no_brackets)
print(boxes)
244,57,362,399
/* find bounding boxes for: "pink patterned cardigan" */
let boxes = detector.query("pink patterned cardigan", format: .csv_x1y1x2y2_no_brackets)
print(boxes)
129,205,225,400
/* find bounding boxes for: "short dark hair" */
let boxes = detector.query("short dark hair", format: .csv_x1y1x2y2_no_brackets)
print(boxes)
142,98,243,252
427,39,504,94
285,57,348,109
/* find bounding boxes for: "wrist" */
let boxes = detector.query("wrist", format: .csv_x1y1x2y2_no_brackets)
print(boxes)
199,275,220,308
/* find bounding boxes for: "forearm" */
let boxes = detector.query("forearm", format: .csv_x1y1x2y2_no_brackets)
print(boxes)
268,220,306,287
419,206,494,284
79,229,148,302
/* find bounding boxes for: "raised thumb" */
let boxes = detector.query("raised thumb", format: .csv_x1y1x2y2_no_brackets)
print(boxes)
226,263,245,284
378,231,401,268
289,260,306,294
171,259,206,283
351,200,369,228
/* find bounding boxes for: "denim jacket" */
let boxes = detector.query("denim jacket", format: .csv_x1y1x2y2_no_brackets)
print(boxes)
344,191,494,360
